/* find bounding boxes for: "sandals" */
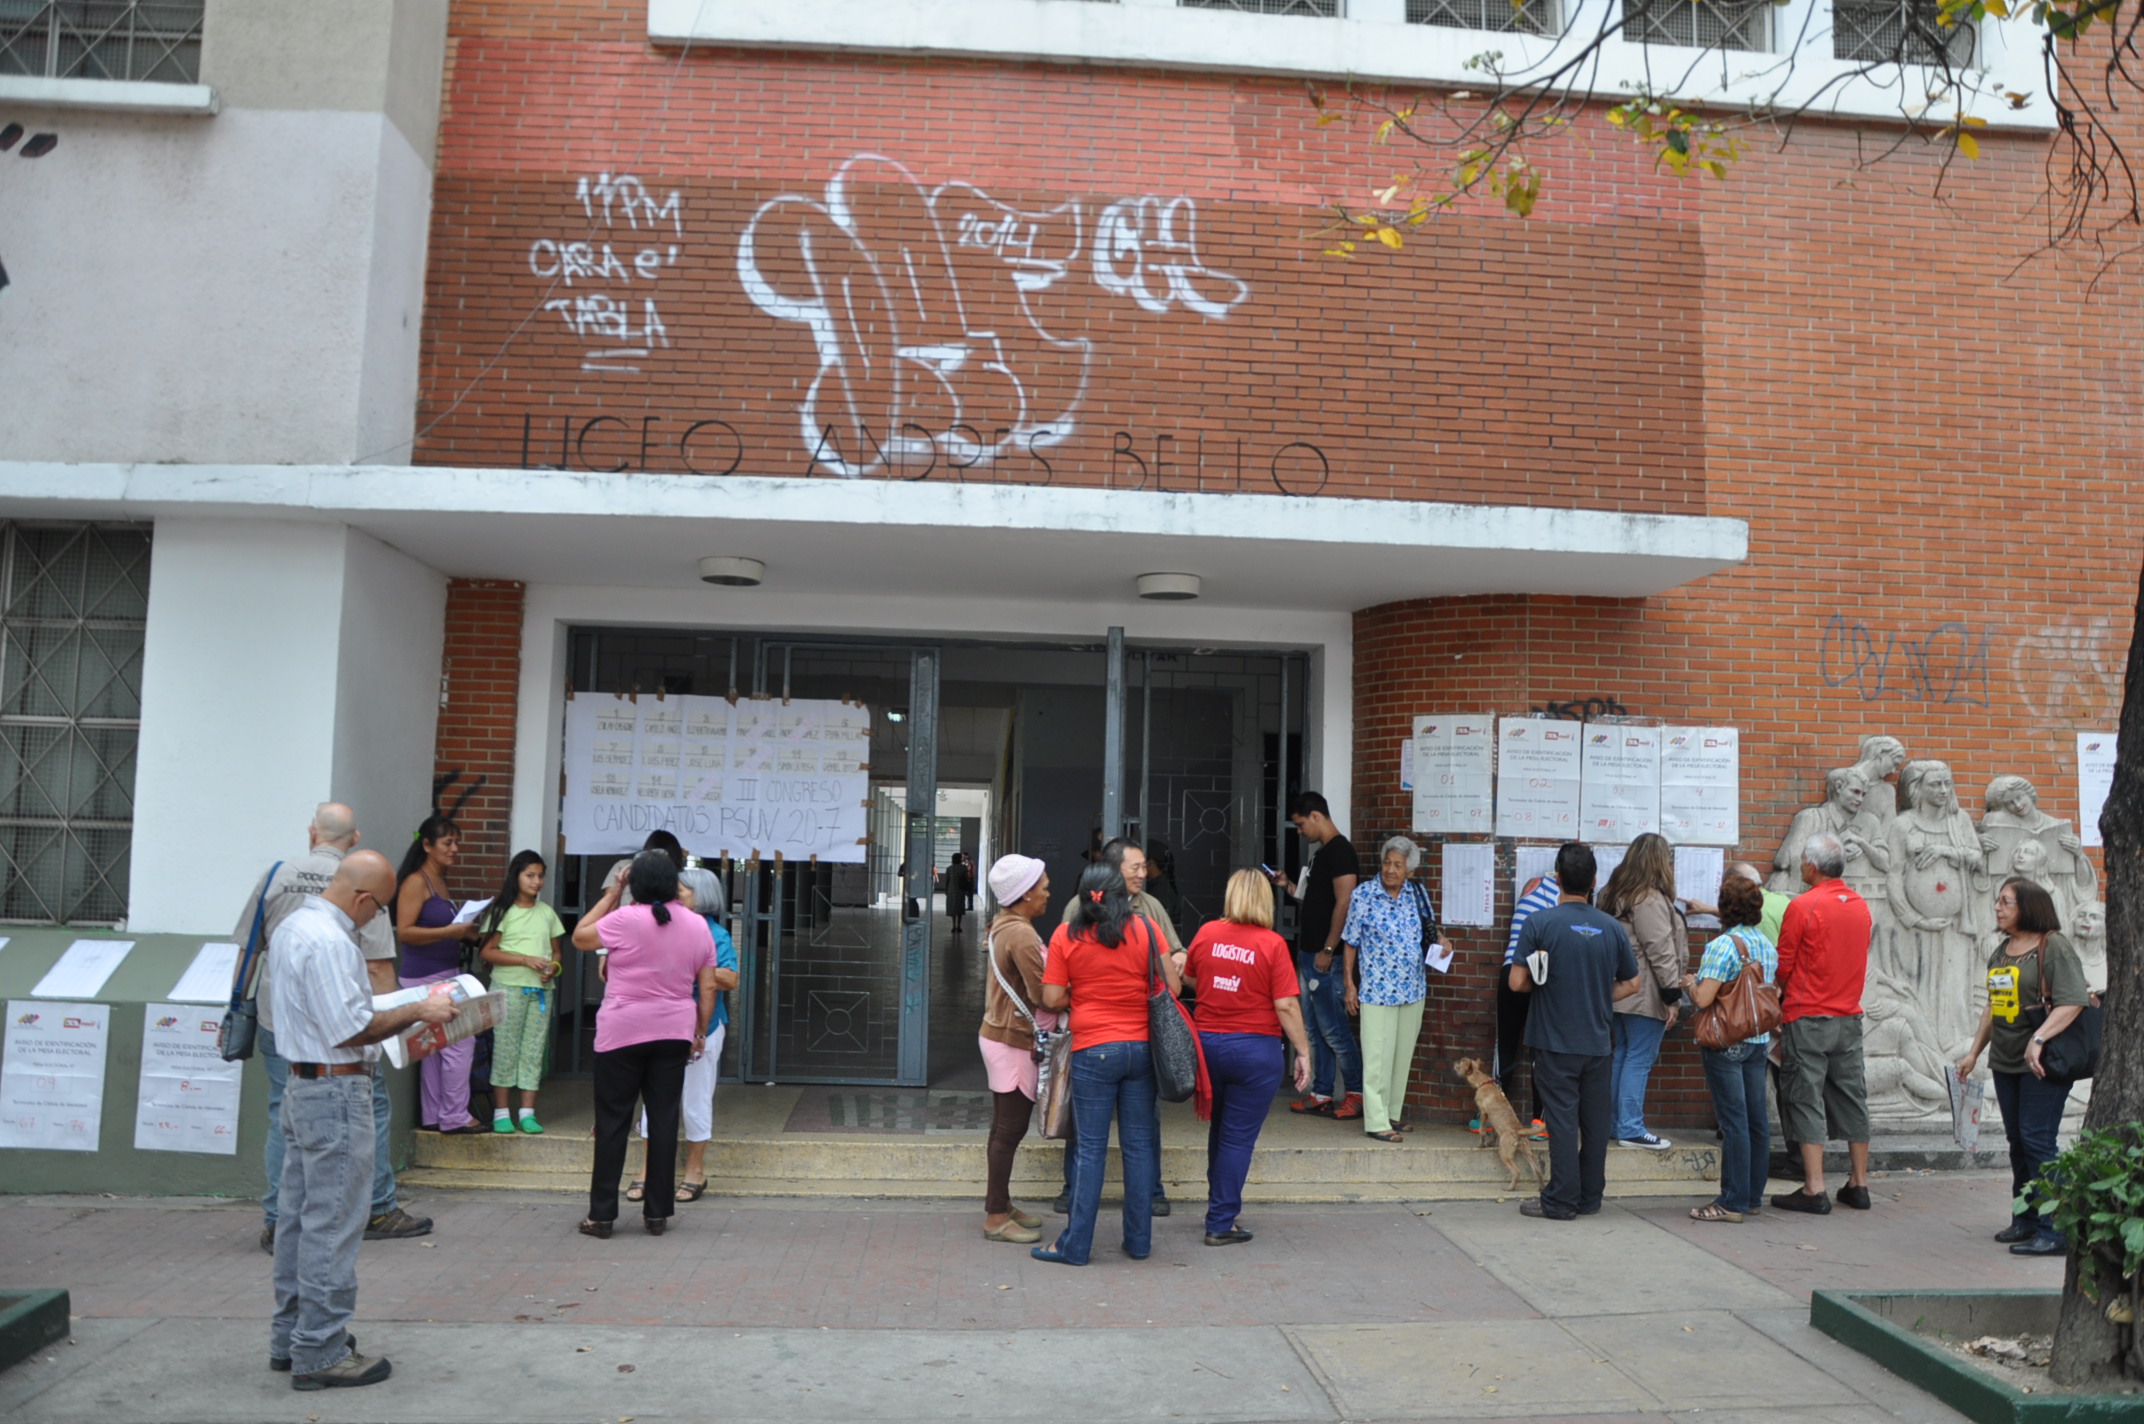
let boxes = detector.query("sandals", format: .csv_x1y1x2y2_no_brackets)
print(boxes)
1366,1130,1406,1143
675,1179,707,1203
624,1181,646,1202
1689,1202,1744,1223
577,1218,612,1239
1391,1121,1416,1133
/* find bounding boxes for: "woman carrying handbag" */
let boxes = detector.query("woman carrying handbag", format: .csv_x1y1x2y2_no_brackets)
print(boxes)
1680,875,1780,1223
977,854,1057,1244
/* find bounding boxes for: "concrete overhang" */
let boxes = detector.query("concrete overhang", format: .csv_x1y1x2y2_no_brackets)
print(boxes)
0,463,1748,611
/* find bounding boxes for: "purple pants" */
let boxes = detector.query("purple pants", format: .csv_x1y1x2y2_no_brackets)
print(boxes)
401,969,476,1130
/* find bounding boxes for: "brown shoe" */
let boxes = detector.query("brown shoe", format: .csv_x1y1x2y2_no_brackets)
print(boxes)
363,1206,432,1240
291,1350,392,1391
1330,1093,1364,1121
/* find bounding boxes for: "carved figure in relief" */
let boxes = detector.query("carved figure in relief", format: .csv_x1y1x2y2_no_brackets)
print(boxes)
1769,767,1889,897
2072,900,2108,994
1842,736,1908,919
1862,969,1954,1117
1976,775,2096,929
1885,760,1987,1056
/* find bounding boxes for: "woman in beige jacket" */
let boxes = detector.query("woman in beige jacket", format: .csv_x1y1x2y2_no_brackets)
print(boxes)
1597,833,1691,1151
977,854,1057,1243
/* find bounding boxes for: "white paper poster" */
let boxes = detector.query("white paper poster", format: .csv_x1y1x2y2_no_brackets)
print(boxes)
2078,731,2117,849
1440,842,1496,927
1589,842,1628,893
1660,726,1741,846
30,939,134,999
166,942,240,1004
1494,718,1582,839
560,694,872,861
1579,724,1662,843
1412,716,1496,835
1514,844,1562,897
0,1000,109,1151
1398,737,1413,791
134,1005,241,1155
1674,846,1726,929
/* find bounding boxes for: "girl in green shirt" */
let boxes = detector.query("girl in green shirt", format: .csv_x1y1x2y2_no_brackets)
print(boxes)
477,851,567,1134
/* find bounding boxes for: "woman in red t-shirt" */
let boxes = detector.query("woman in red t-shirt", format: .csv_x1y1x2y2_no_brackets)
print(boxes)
1033,864,1181,1266
1185,869,1313,1245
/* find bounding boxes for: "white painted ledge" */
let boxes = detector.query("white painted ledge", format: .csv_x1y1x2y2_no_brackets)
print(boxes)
648,0,2053,131
0,460,1749,608
0,74,219,115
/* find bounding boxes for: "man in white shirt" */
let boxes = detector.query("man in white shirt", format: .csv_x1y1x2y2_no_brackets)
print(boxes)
268,851,455,1391
239,802,429,1253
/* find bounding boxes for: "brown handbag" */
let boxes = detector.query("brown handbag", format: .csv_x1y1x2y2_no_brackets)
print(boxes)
1691,929,1782,1051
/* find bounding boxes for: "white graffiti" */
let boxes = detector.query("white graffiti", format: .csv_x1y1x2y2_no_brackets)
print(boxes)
738,153,1247,479
1094,197,1249,317
528,172,686,373
2009,616,2123,721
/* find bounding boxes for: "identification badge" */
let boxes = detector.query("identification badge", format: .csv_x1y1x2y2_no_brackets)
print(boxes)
1988,964,2022,1024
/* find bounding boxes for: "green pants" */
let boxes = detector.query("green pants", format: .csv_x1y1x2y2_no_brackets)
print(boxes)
491,987,551,1093
1358,998,1426,1134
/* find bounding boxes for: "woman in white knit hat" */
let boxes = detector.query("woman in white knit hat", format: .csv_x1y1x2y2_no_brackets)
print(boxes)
978,853,1056,1242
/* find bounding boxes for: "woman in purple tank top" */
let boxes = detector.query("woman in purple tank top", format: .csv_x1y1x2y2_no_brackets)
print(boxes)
394,816,483,1132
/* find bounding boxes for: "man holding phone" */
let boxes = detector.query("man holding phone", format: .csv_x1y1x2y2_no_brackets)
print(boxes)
1268,792,1362,1119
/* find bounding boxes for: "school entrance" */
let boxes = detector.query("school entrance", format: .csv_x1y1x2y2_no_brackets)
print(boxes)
550,630,1311,1088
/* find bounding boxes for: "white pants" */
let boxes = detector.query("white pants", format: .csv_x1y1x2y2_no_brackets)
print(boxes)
641,1022,724,1143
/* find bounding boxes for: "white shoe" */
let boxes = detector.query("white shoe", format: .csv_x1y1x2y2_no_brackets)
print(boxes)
1615,1133,1673,1151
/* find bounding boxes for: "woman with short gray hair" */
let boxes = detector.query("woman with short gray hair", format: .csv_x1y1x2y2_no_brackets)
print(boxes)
1339,836,1440,1142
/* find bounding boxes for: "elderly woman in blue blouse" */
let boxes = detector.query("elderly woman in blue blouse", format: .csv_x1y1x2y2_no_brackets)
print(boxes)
1341,835,1440,1143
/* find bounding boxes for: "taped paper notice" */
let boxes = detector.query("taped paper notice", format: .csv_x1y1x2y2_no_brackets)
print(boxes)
1494,719,1582,840
167,942,240,1004
1660,726,1740,846
1579,724,1661,843
31,939,134,999
135,1004,241,1155
2078,731,2117,848
1440,842,1496,928
0,1000,109,1151
1514,845,1561,898
1412,716,1495,835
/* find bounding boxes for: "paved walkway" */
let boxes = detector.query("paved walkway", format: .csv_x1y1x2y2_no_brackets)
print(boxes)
0,1170,2057,1423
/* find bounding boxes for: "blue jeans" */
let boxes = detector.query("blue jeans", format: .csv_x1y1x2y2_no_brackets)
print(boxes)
1201,1031,1284,1234
270,1073,374,1374
1297,952,1361,1099
1052,1040,1160,1265
1702,1042,1771,1213
1610,1013,1668,1140
1993,1069,2073,1243
262,1027,397,1225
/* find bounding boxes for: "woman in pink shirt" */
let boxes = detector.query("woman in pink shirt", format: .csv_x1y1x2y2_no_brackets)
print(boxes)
570,850,717,1238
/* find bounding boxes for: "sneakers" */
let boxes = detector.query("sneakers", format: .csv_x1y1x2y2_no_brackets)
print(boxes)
1528,1119,1549,1140
1771,1187,1833,1215
1151,1197,1171,1217
1329,1093,1364,1121
1289,1095,1334,1116
1834,1184,1872,1211
517,1115,544,1134
363,1207,433,1240
1615,1133,1673,1151
292,1350,392,1391
1051,1191,1071,1215
492,1116,515,1134
1468,1116,1487,1134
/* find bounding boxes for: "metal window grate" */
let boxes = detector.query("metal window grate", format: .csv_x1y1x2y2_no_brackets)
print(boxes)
1182,0,1343,16
1408,0,1558,36
1625,0,1769,49
1833,0,1973,64
0,1,204,83
0,522,149,925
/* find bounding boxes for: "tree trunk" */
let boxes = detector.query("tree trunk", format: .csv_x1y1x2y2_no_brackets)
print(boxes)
2049,560,2144,1388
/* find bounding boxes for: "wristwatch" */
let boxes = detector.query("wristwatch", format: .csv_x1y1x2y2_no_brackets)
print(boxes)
2031,1036,2048,1046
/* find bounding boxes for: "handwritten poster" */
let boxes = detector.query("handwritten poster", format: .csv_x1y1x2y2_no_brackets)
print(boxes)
561,695,871,861
1660,726,1741,846
2078,731,2117,849
1495,718,1582,839
1440,842,1497,927
0,1000,108,1152
1589,842,1628,893
1514,844,1562,897
1674,847,1726,929
1579,724,1662,843
1412,716,1496,835
134,1005,241,1155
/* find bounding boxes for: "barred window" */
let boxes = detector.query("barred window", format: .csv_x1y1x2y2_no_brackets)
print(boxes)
0,1,204,84
1833,0,1974,64
0,523,148,926
1625,0,1769,48
1409,0,1557,35
1181,0,1343,16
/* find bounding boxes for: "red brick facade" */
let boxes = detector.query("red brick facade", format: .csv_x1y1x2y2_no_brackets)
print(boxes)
433,579,526,902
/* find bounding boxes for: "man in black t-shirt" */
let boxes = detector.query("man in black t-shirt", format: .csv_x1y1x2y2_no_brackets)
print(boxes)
1510,843,1642,1220
1270,792,1362,1117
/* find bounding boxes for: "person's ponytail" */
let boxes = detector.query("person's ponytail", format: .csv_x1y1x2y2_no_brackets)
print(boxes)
1066,863,1134,948
628,849,680,926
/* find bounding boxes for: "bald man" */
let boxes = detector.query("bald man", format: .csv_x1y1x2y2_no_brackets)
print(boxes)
238,804,429,1253
268,851,456,1390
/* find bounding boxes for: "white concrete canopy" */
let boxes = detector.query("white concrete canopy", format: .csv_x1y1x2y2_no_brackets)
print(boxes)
0,463,1748,611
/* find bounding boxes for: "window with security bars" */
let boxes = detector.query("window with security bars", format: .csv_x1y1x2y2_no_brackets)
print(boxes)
0,523,149,926
1833,0,1973,64
0,1,204,84
1625,0,1768,49
1408,0,1558,36
1181,0,1343,16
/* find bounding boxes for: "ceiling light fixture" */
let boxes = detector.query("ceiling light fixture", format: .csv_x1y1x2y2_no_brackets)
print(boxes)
698,556,765,587
1136,572,1201,601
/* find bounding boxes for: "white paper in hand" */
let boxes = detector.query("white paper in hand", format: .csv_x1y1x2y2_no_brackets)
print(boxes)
1424,940,1455,974
1525,948,1550,985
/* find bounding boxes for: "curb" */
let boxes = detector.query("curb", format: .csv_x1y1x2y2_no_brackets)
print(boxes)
0,1289,68,1374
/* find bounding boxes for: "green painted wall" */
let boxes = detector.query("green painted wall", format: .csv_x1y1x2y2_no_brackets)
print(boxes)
0,930,415,1197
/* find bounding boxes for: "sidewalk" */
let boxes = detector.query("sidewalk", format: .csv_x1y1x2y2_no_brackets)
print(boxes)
0,1169,2057,1423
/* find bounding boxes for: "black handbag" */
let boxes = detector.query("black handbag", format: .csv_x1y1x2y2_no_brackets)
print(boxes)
1144,919,1202,1103
216,860,282,1062
1407,881,1440,955
2023,939,2102,1081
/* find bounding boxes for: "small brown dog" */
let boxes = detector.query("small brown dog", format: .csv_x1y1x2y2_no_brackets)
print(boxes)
1454,1057,1544,1192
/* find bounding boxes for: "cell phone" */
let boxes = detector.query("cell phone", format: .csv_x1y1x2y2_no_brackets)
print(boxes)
1261,863,1277,876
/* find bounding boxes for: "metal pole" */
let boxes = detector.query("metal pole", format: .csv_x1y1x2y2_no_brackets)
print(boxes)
1276,653,1291,873
1139,649,1152,846
1102,626,1125,842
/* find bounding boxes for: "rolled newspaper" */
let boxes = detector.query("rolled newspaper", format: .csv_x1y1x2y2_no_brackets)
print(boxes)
371,973,508,1069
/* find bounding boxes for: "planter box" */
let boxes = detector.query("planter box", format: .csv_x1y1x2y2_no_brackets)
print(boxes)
0,1289,69,1374
1811,1289,2144,1423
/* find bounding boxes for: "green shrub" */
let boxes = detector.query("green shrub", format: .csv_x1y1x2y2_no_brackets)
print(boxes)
2020,1124,2144,1298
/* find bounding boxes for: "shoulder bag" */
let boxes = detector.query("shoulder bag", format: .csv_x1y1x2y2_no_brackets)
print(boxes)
987,921,1072,1139
217,860,283,1062
2025,937,2102,1081
1690,927,1781,1051
1144,918,1204,1103
1407,880,1441,956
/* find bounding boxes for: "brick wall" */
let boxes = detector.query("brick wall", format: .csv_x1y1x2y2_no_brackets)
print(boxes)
433,579,526,901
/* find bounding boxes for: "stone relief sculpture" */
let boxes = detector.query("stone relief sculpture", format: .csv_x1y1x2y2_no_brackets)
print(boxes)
2072,900,2108,994
1843,736,1907,916
1862,969,1954,1117
1977,775,2097,928
1768,767,1888,896
1884,760,1987,1058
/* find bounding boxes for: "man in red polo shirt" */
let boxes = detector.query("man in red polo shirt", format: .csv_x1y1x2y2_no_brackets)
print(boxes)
1771,831,1875,1215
